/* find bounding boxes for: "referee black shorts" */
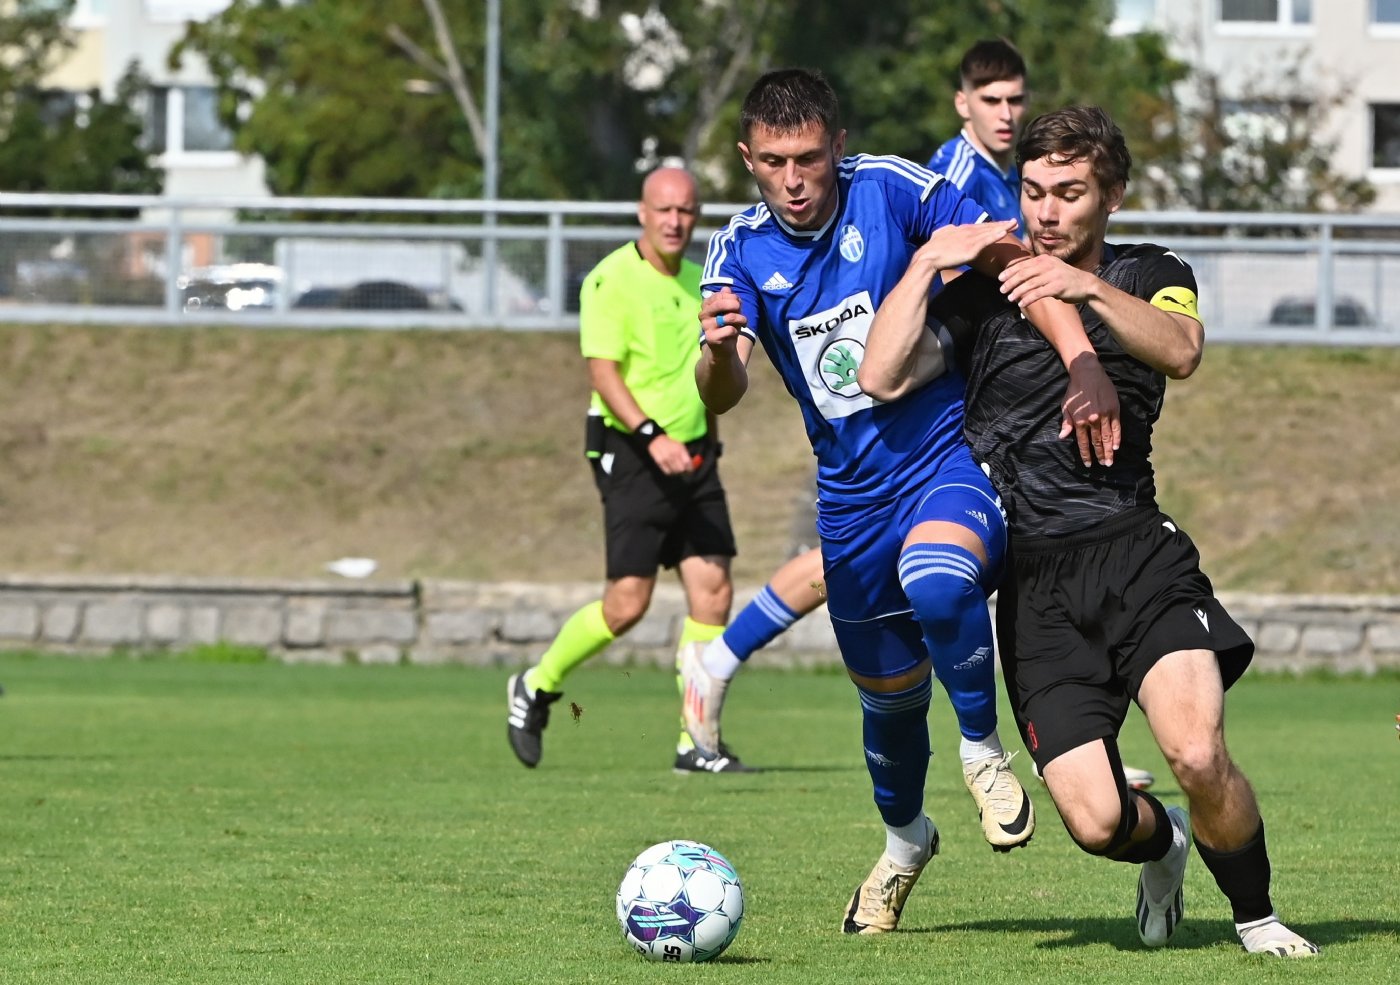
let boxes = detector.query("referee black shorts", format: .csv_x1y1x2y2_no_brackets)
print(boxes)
590,427,736,580
995,508,1253,770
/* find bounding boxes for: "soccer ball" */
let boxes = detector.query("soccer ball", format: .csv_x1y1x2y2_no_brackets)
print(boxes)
616,839,744,963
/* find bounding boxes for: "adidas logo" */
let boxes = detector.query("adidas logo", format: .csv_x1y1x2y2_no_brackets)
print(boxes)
762,271,794,292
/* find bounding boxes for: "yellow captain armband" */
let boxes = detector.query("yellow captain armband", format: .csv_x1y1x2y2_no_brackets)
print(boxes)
1149,285,1200,321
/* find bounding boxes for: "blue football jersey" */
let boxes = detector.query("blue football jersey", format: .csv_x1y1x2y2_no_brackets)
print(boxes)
701,154,988,506
927,131,1021,229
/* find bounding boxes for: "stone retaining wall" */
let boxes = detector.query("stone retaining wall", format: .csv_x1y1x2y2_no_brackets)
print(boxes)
1,574,1398,674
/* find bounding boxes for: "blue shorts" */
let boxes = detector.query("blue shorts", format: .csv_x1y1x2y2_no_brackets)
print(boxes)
819,455,1005,678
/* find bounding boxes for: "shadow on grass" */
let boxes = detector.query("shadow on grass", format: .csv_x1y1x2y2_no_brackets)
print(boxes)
912,916,1397,951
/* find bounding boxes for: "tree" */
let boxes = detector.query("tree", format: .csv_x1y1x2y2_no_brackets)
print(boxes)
0,1,161,202
172,0,1188,203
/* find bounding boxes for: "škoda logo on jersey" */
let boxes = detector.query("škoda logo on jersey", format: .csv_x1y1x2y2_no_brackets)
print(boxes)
793,299,871,339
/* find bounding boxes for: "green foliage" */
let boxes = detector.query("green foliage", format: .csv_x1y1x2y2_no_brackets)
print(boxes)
0,6,160,203
1,657,1397,983
1135,50,1375,213
171,0,1187,202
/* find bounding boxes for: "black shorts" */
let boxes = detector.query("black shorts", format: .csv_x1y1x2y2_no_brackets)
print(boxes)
996,508,1253,770
591,427,736,579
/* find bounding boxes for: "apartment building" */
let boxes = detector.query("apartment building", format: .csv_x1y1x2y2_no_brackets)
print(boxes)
47,0,268,199
1117,0,1400,212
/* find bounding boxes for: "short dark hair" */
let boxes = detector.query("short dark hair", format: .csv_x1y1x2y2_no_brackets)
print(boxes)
739,68,841,141
958,39,1027,90
1016,105,1132,192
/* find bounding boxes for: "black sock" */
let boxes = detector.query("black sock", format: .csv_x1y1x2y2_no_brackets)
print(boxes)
1111,792,1172,864
1195,820,1273,924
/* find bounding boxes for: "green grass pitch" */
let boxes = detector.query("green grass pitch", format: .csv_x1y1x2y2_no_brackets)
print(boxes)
0,653,1396,983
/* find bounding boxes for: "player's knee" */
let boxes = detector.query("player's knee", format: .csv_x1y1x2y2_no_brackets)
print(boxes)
899,545,983,629
1065,796,1137,857
1164,740,1232,797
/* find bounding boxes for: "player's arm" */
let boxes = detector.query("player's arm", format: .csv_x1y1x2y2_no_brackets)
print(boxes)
999,254,1203,379
971,236,1121,467
696,287,755,414
587,358,694,475
861,220,1015,401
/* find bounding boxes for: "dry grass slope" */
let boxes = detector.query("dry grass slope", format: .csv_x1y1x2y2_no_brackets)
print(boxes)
0,323,1395,592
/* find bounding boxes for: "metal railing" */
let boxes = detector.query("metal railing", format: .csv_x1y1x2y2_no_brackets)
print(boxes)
1,192,1398,344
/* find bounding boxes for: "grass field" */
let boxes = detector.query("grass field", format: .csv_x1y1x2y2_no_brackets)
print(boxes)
2,654,1396,983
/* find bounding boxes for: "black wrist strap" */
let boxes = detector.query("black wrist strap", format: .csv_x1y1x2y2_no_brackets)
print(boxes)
634,418,666,445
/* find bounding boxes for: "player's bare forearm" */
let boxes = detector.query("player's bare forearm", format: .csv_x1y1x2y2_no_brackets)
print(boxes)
1088,286,1202,379
970,234,1032,277
697,287,753,413
696,344,750,414
861,253,941,402
1021,295,1122,466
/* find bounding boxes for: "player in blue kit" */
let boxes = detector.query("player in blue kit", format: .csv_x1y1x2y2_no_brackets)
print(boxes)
680,39,1155,793
695,68,1120,934
927,39,1028,230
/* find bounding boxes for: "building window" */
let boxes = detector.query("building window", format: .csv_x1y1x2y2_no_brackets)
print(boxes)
1375,0,1400,24
144,0,229,22
143,85,235,157
69,0,109,24
1219,0,1311,24
1372,105,1400,168
1112,0,1156,33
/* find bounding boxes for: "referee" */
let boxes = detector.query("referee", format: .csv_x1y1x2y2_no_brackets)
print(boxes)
507,167,746,774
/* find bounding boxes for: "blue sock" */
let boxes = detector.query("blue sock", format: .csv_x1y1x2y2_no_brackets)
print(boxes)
898,543,997,741
723,585,800,662
856,676,933,827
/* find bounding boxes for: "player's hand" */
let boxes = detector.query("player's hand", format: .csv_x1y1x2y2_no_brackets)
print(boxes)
649,434,694,475
1059,352,1121,467
915,220,1018,272
700,289,745,355
999,254,1097,308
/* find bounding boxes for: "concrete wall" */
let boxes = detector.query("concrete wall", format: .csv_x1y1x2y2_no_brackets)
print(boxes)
1,574,1398,674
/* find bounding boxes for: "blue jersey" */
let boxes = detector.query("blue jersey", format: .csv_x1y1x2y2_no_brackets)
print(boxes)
927,131,1021,229
701,154,987,507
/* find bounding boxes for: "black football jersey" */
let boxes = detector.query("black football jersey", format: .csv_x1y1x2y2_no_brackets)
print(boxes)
931,243,1198,540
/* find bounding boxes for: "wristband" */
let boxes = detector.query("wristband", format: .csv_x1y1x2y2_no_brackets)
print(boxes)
634,419,666,445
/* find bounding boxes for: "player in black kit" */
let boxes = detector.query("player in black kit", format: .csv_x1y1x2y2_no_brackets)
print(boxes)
858,105,1318,959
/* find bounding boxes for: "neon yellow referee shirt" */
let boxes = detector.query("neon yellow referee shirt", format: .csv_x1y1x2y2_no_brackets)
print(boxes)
578,242,708,444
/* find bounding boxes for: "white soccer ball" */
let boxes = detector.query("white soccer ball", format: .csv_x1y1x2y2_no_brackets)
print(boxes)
616,839,744,963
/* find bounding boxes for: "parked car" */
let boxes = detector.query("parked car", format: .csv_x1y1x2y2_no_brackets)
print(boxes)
337,280,433,310
291,286,344,309
1267,295,1373,327
179,263,282,313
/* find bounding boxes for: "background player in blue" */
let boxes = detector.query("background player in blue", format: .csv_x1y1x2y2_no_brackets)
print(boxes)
862,106,1317,958
928,39,1027,231
695,68,1121,935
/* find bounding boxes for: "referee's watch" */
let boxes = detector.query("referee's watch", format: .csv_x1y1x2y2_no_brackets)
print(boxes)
634,419,666,445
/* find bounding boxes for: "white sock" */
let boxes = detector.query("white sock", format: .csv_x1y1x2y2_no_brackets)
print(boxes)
959,732,1005,765
885,815,935,869
701,637,743,681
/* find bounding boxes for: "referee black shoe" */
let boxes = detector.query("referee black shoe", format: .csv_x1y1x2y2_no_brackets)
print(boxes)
507,672,562,768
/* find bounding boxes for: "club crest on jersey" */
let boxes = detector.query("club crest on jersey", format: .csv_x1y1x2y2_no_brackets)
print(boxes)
839,224,864,262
